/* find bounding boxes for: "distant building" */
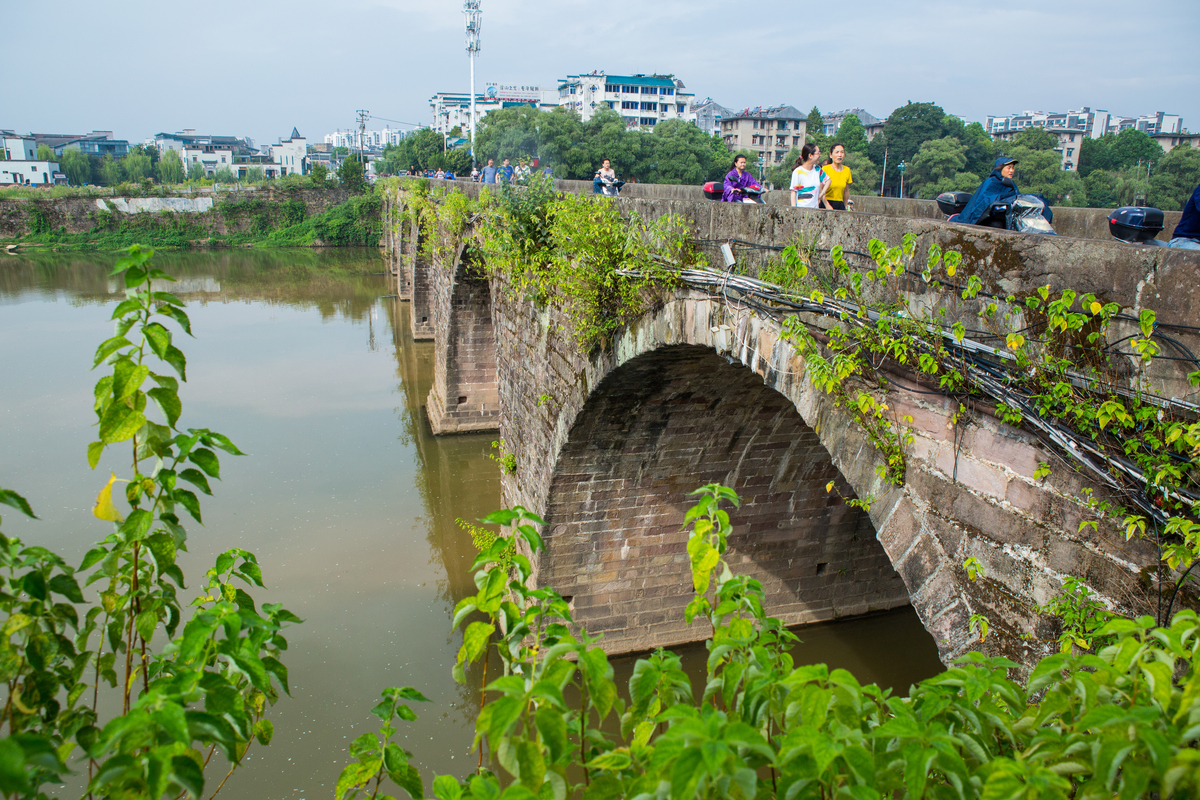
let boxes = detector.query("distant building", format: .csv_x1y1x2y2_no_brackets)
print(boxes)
986,107,1184,140
556,72,694,127
1,131,38,161
691,98,733,136
1152,131,1200,153
720,106,807,167
991,127,1087,171
821,108,884,142
30,131,129,159
154,130,256,159
429,83,558,140
0,131,64,185
324,127,410,152
269,127,307,176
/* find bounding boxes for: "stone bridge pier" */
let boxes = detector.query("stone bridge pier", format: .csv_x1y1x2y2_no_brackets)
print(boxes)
380,182,1184,667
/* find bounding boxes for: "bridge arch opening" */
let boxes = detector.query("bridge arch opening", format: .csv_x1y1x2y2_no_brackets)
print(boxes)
540,344,913,654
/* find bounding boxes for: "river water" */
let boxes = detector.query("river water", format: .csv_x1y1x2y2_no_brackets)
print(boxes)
0,248,942,799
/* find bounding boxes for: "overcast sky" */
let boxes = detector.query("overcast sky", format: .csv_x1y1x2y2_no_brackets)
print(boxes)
3,0,1197,147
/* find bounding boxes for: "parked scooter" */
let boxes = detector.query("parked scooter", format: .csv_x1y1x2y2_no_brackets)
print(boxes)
1109,206,1166,246
593,173,625,196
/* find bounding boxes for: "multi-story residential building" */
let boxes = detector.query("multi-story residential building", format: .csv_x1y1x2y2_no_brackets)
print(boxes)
556,72,694,127
719,106,807,167
325,127,413,151
1151,131,1200,154
691,98,733,136
30,131,129,159
821,108,884,141
987,107,1184,139
991,127,1087,171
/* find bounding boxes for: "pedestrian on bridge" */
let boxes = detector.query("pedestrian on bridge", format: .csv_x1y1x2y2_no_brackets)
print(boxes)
481,159,498,184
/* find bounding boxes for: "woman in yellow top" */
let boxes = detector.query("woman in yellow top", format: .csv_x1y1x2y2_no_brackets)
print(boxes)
821,143,854,210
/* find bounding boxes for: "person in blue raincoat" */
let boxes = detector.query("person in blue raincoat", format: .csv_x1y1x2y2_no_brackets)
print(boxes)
958,156,1019,225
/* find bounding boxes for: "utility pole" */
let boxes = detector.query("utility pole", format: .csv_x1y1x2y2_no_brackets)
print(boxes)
880,147,888,196
464,0,482,168
356,109,369,170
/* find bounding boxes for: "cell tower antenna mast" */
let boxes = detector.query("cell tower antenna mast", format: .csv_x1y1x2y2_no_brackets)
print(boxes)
464,0,482,167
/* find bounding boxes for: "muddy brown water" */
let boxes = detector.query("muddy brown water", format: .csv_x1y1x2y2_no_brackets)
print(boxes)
0,248,942,798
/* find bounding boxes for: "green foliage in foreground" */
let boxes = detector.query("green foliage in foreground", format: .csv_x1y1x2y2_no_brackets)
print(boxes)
335,484,1200,800
1,246,297,799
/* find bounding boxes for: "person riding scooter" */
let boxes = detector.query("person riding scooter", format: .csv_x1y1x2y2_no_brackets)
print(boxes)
722,155,763,203
958,156,1020,226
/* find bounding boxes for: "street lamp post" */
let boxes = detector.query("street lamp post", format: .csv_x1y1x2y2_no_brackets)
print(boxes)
898,161,907,199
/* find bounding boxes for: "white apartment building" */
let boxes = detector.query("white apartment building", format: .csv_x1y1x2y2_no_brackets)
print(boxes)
987,107,1184,139
324,128,409,151
556,72,694,127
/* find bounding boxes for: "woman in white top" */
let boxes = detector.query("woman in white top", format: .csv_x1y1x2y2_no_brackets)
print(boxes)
789,144,828,209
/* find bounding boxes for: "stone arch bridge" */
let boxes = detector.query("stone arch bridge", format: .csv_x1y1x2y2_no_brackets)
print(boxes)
381,180,1200,667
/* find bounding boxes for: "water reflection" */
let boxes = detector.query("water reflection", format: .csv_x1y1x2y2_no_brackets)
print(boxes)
0,249,941,799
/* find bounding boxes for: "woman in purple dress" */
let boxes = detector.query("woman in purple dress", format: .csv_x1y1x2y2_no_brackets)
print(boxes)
722,155,762,203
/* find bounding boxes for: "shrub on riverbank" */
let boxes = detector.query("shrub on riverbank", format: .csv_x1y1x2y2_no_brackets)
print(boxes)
0,189,381,251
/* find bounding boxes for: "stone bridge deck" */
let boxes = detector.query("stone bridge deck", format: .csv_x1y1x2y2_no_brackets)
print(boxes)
381,179,1200,667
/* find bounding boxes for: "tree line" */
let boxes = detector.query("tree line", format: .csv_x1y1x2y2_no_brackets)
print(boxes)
421,101,1199,211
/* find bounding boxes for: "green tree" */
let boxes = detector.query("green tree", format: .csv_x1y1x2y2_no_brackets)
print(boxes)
1083,169,1120,208
534,107,590,178
124,151,153,182
873,102,950,190
308,162,329,187
1149,145,1200,210
1078,135,1111,176
187,158,207,181
157,148,185,184
213,166,236,183
805,106,827,150
59,147,91,186
907,136,970,197
35,143,55,162
844,150,880,196
338,154,368,193
649,119,729,184
99,155,124,186
833,113,868,154
955,121,998,177
1110,128,1165,171
1006,127,1058,151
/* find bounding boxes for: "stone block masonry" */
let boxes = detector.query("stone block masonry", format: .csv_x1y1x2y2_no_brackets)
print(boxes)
541,344,909,653
387,183,1179,667
425,237,500,435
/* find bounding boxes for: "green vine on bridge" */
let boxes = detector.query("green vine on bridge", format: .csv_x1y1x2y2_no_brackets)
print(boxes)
757,230,1200,621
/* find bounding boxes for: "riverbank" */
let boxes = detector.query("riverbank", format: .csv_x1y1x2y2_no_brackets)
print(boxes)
0,186,381,251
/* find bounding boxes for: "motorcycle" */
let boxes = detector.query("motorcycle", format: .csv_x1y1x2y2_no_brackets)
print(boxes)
1109,206,1166,246
702,181,766,204
594,173,625,196
937,191,1055,234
